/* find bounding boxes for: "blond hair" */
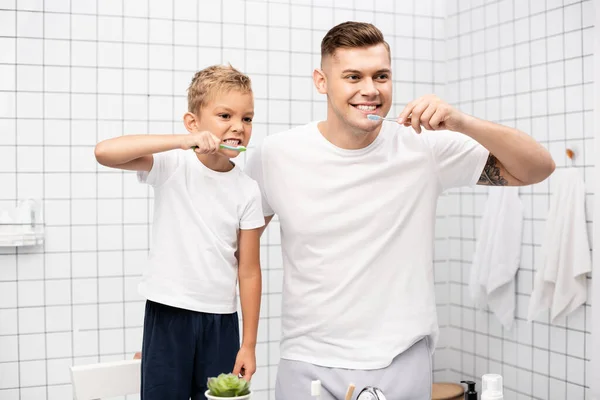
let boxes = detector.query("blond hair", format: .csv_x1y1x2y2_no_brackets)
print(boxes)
321,21,390,61
187,65,252,114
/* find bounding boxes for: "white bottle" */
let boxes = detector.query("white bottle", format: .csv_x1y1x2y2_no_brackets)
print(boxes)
311,380,321,400
481,374,503,400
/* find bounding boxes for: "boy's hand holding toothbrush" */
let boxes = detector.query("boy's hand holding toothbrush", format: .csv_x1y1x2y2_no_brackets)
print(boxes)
180,130,248,153
369,94,466,134
180,130,222,154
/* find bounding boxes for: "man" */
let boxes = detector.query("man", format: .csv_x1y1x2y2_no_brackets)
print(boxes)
245,22,554,399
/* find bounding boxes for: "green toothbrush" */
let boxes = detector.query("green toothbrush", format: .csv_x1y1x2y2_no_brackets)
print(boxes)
219,143,246,152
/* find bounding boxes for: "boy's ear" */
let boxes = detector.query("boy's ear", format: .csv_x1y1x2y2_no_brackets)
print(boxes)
183,112,199,133
313,68,327,95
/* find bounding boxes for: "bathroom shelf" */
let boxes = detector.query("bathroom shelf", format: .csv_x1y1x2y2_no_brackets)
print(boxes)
0,199,45,247
0,224,45,247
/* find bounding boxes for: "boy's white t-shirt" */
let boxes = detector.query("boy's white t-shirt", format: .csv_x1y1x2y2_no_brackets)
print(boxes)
137,150,264,314
245,121,489,369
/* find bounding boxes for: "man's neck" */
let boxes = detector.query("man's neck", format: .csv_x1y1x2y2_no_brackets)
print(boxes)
318,116,382,150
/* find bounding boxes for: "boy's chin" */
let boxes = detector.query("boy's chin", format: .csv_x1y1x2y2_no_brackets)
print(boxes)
220,150,241,159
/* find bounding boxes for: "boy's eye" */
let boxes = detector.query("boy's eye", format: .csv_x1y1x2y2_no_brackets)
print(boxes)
243,117,253,123
219,113,231,119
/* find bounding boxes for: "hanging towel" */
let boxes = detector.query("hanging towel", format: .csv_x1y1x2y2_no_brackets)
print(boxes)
528,168,591,323
470,186,523,330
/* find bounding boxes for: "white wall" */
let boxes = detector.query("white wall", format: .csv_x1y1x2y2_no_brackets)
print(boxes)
436,0,595,399
0,0,444,399
1,0,594,399
593,0,600,398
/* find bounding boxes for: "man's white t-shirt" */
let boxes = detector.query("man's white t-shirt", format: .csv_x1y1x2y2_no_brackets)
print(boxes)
137,150,265,314
245,121,489,369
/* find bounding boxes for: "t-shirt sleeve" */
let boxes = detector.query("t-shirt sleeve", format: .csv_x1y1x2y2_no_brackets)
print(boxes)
137,150,181,187
422,129,489,192
240,183,266,230
244,143,275,216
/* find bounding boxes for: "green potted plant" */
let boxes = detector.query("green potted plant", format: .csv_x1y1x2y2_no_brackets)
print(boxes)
205,373,252,399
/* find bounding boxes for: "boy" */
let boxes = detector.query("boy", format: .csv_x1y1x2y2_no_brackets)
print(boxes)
95,65,264,400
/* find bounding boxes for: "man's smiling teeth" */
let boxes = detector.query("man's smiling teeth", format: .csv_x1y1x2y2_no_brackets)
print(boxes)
223,139,240,145
355,105,377,111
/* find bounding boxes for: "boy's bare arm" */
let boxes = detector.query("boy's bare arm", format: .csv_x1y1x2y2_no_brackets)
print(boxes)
94,134,185,171
94,132,221,172
259,215,274,237
238,228,261,348
235,228,262,379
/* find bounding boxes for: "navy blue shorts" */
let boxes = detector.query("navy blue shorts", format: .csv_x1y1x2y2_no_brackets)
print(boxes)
141,300,240,400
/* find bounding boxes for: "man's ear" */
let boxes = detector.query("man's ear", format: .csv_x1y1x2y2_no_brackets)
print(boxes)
313,68,327,95
183,112,199,133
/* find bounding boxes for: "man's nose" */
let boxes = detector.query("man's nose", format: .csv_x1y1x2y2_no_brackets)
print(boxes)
360,78,380,96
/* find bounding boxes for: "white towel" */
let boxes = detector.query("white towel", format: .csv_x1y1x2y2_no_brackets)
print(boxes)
528,168,591,323
470,186,524,330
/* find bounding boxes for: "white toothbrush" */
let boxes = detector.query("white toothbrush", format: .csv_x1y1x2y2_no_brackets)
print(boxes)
311,380,321,400
367,114,412,123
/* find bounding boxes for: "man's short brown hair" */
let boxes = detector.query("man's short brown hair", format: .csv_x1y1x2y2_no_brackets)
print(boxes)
187,64,252,114
320,21,390,61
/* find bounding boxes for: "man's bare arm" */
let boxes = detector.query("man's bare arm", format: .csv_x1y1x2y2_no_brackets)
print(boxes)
461,117,555,186
477,153,523,186
398,95,555,186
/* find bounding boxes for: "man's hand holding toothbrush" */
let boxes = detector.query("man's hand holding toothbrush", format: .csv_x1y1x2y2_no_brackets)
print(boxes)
396,94,465,133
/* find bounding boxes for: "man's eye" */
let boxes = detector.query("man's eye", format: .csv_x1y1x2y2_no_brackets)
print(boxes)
346,75,360,80
377,74,389,80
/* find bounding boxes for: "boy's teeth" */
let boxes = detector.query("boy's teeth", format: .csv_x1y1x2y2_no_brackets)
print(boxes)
356,105,376,111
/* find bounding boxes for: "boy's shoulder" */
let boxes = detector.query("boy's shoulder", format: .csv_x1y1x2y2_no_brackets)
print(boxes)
237,168,260,186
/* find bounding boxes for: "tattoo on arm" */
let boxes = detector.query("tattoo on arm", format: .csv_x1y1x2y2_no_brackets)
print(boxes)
478,154,508,186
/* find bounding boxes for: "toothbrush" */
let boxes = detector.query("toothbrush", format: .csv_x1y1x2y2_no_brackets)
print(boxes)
367,114,412,123
345,383,356,400
311,380,321,400
191,144,247,152
219,143,246,152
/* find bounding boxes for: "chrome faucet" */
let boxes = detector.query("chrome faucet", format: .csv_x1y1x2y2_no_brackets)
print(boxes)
356,386,386,400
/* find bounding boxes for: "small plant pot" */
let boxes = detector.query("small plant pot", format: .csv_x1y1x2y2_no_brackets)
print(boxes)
204,390,252,400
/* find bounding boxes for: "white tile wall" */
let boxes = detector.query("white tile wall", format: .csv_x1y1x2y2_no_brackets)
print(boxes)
0,0,444,399
2,0,594,399
437,0,594,399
